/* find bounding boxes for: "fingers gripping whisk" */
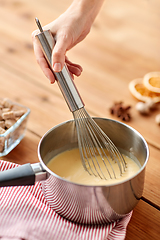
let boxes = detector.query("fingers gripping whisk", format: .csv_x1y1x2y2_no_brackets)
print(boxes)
73,108,126,180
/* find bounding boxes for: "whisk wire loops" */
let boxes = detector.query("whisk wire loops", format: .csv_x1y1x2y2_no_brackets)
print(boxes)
73,108,127,180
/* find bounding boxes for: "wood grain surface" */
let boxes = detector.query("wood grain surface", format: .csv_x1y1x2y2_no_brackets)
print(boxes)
0,0,160,239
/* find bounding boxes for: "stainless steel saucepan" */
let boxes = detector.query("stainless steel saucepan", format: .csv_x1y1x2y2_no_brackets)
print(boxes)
0,118,149,224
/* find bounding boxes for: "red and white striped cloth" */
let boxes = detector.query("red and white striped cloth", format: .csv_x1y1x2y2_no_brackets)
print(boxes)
0,160,132,240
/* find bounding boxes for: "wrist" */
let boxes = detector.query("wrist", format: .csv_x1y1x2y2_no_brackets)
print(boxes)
70,0,104,24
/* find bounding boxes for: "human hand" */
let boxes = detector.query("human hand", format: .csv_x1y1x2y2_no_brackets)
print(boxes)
32,31,83,83
32,0,104,83
32,25,83,84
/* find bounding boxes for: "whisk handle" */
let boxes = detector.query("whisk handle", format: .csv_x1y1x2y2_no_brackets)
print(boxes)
35,25,84,112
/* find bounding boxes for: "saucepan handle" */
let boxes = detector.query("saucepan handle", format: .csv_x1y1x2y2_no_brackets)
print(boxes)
0,163,47,187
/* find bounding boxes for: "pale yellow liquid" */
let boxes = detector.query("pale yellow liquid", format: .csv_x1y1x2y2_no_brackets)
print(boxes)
47,148,140,185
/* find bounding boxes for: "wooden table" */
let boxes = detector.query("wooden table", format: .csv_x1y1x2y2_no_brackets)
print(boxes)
0,0,160,239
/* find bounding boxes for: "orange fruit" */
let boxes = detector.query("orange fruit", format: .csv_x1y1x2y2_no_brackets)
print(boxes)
143,72,160,93
128,78,160,102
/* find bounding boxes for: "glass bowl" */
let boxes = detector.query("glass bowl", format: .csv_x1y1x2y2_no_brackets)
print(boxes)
0,98,30,156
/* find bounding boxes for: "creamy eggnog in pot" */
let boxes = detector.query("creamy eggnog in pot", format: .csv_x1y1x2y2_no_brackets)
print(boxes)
47,148,140,185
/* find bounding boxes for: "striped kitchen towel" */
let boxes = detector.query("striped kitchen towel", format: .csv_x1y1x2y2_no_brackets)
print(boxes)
0,160,132,240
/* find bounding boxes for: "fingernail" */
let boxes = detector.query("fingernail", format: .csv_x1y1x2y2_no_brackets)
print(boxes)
77,69,82,76
53,63,62,72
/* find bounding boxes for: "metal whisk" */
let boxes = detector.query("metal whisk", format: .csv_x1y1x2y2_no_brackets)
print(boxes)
35,18,126,179
73,108,126,179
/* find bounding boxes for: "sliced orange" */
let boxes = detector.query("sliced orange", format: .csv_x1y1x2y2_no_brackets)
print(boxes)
143,72,160,93
128,78,160,102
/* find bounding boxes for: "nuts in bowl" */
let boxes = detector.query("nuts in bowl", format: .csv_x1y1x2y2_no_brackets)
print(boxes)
0,98,30,156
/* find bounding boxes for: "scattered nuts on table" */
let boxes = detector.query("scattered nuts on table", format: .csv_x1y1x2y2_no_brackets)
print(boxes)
135,100,157,115
135,102,150,115
146,99,157,110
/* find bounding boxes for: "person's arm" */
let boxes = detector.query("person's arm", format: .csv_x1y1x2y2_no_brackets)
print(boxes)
32,0,104,83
